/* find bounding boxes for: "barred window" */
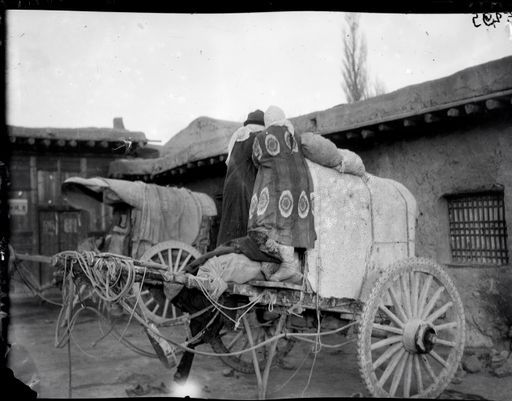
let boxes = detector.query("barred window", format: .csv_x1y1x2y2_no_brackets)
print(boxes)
447,191,509,265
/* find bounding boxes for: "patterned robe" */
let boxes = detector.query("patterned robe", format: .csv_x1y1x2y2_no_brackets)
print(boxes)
247,124,316,248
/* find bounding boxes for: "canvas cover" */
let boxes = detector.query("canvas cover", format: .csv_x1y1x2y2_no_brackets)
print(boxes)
62,177,217,258
305,160,417,299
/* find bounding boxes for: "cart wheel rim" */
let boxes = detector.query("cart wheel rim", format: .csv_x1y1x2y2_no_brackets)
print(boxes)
357,257,465,398
134,240,201,325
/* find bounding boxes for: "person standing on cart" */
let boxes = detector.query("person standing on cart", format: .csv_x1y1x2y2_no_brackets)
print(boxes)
216,110,265,246
247,105,317,283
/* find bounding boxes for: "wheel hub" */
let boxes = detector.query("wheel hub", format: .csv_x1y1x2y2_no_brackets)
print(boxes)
402,320,437,354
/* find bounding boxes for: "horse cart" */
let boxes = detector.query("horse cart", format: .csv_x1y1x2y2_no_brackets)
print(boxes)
52,162,466,399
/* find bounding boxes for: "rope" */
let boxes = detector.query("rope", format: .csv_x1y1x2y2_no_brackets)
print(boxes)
190,275,265,330
11,260,62,306
66,258,73,399
119,266,147,340
126,303,357,359
269,348,311,394
301,345,318,398
53,250,359,361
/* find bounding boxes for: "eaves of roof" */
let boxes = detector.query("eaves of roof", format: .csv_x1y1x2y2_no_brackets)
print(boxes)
109,55,512,181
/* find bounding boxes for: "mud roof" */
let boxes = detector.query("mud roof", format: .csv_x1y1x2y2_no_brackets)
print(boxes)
109,55,512,180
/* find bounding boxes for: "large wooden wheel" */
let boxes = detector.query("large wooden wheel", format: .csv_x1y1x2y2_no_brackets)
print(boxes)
357,257,465,398
136,240,201,325
210,308,296,374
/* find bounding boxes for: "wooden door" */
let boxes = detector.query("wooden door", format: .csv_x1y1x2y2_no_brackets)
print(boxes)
58,211,86,252
38,210,88,285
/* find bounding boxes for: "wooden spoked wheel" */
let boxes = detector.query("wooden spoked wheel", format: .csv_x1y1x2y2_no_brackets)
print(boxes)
357,257,465,398
210,309,296,374
135,240,201,325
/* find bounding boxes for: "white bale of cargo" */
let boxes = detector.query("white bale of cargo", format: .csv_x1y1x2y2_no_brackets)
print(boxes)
305,160,418,300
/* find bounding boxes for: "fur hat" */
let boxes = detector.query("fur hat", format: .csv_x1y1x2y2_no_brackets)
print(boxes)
244,109,264,126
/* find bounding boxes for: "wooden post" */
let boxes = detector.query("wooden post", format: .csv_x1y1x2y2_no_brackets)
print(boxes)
260,312,287,399
242,314,264,399
29,156,39,284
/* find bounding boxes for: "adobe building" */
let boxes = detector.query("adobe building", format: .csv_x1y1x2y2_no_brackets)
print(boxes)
7,118,154,290
110,56,512,349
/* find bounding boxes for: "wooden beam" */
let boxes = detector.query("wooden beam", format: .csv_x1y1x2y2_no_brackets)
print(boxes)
170,169,177,176
424,113,440,124
86,140,95,148
361,129,375,140
9,136,16,144
42,139,52,147
197,160,205,167
447,108,460,118
27,137,35,145
99,140,109,148
15,253,53,264
57,139,66,147
464,103,482,115
178,167,186,174
219,154,226,162
485,99,506,110
186,162,195,169
69,140,77,147
403,119,416,127
208,158,216,165
378,124,392,131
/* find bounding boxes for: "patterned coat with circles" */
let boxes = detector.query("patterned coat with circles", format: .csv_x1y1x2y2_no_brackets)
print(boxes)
247,124,316,248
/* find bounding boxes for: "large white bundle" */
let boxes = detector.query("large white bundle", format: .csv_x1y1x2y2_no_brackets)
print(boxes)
305,160,417,300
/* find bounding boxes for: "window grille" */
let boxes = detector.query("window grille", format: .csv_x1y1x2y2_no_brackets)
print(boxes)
447,191,509,265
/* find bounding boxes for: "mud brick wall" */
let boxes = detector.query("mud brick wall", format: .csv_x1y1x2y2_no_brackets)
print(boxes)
359,114,512,348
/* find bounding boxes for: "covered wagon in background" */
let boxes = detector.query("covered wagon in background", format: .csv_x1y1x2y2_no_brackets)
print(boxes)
61,177,217,322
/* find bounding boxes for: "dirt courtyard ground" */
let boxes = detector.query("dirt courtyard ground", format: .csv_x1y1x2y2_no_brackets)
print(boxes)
6,296,512,399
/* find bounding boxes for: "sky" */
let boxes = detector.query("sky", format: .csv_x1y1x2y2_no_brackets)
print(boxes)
6,10,512,144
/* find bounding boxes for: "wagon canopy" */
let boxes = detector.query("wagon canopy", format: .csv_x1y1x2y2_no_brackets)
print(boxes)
61,177,217,257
